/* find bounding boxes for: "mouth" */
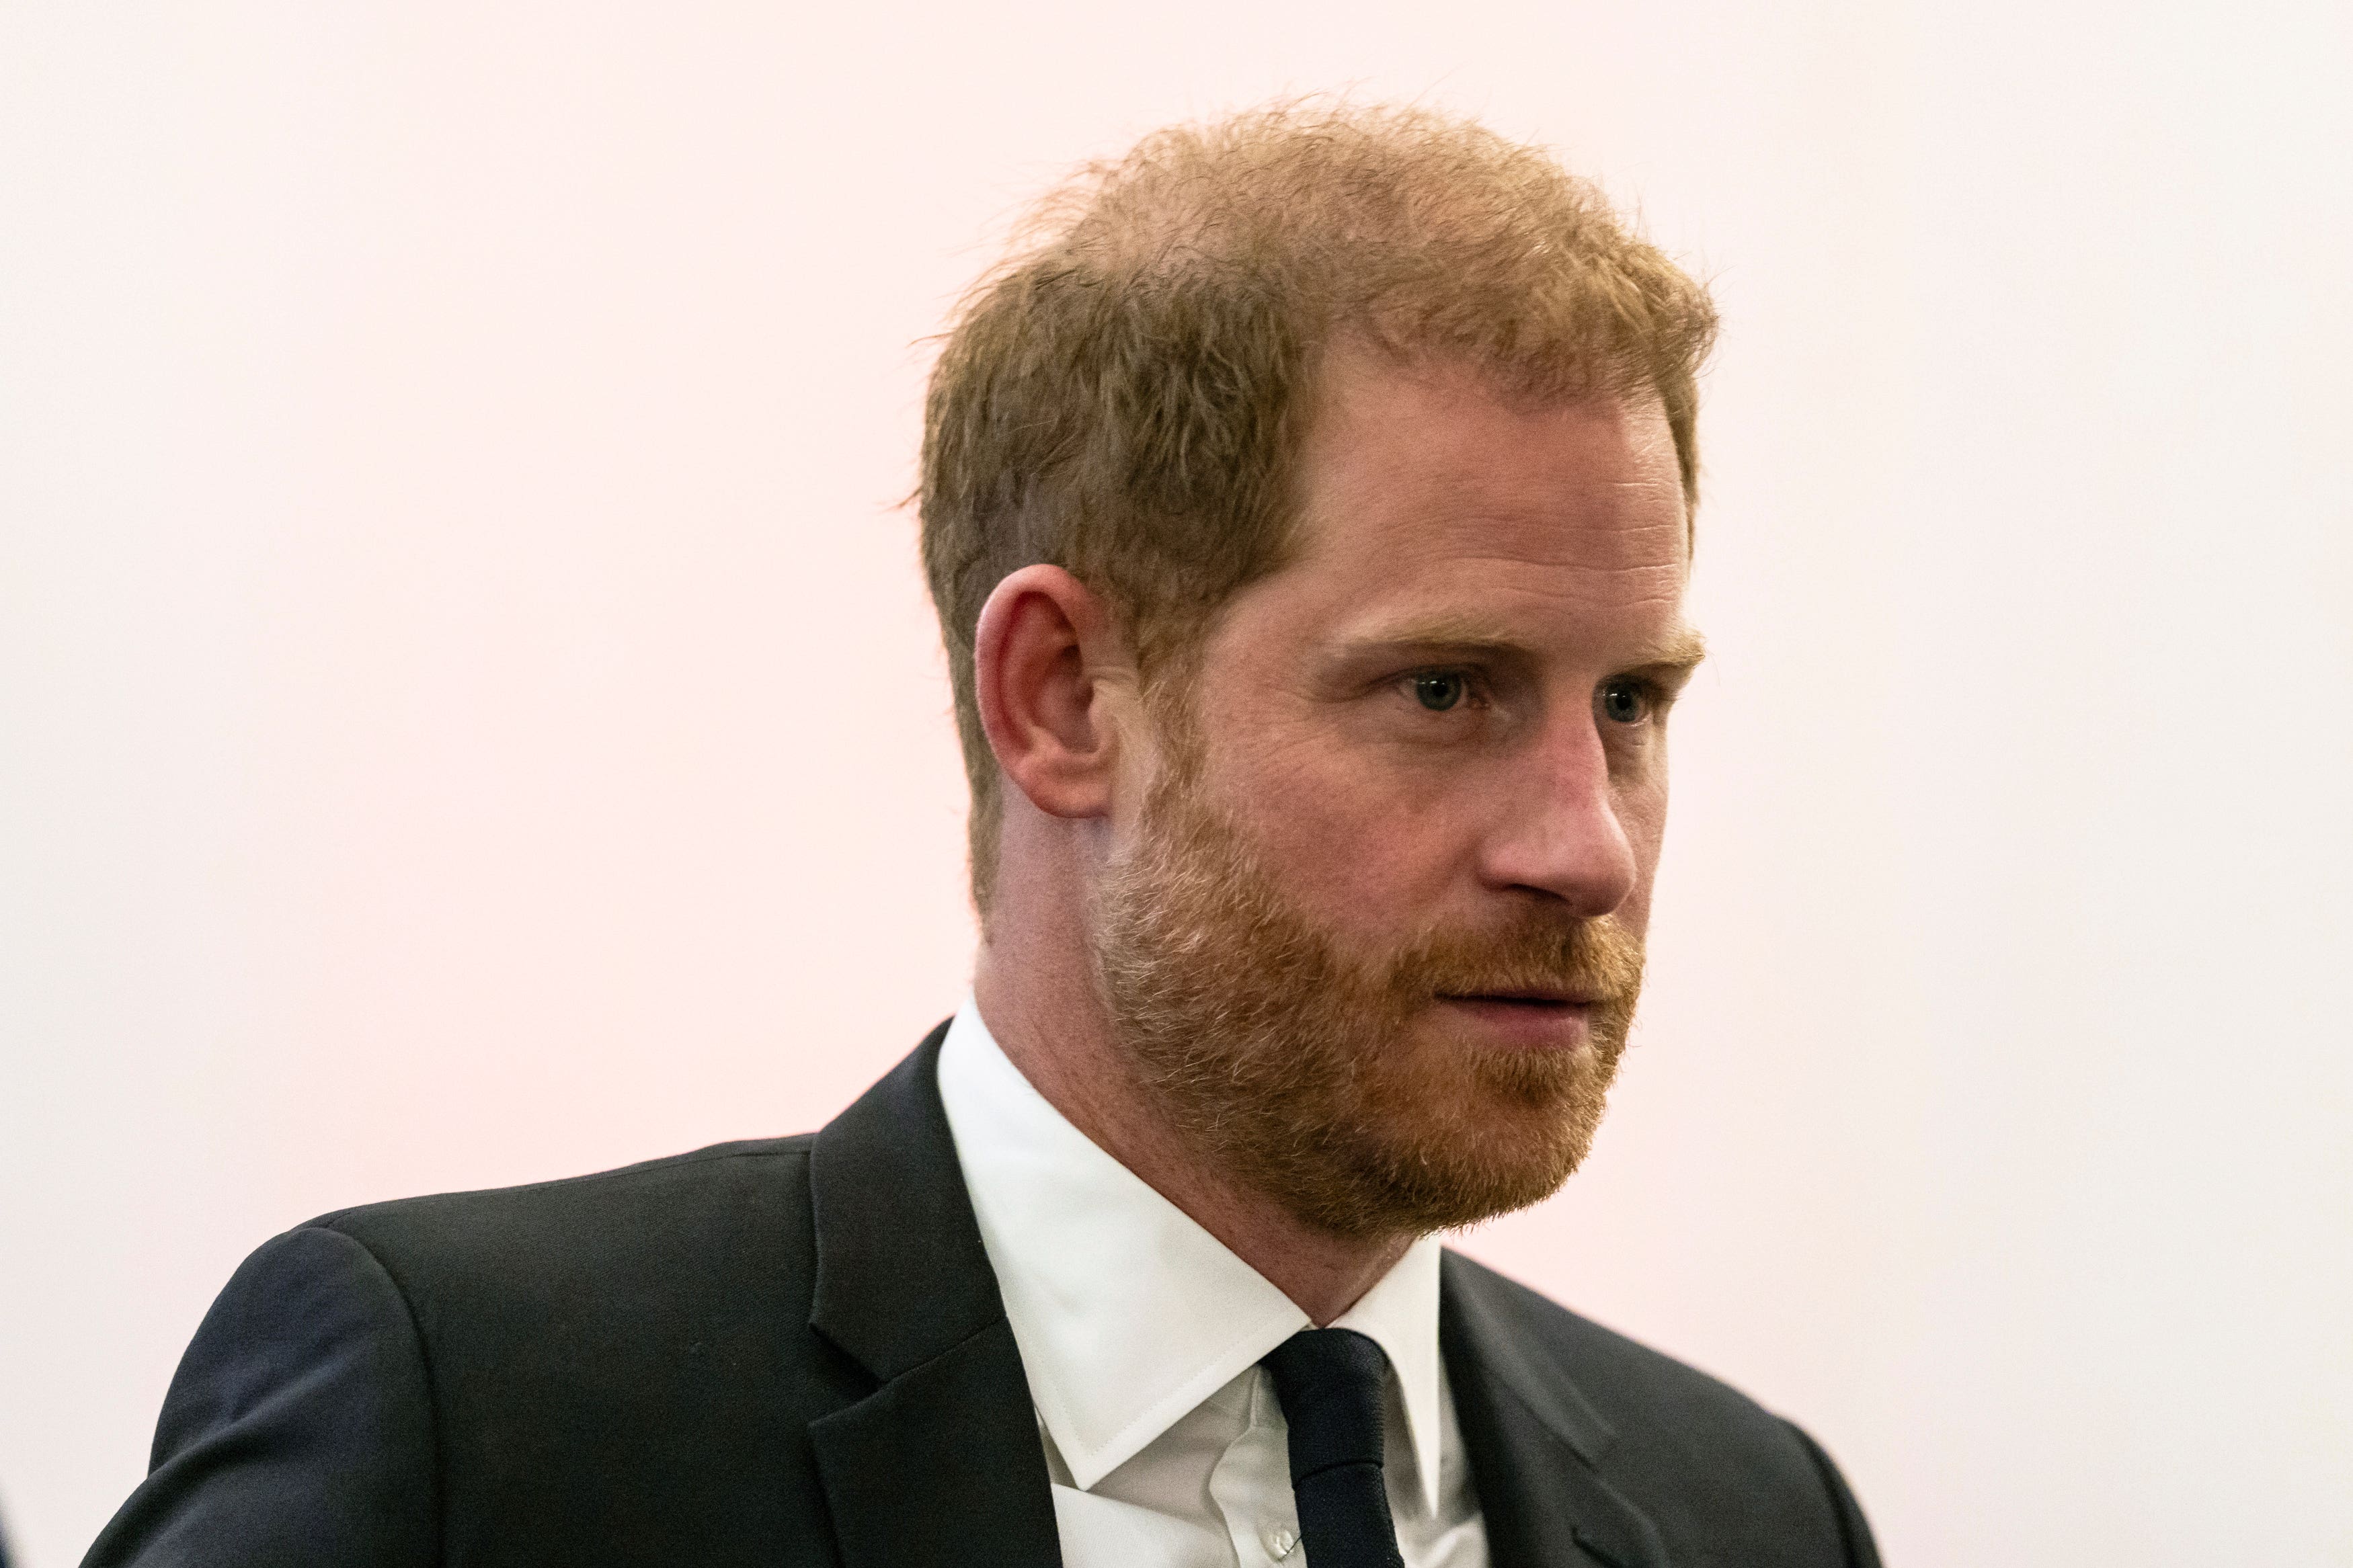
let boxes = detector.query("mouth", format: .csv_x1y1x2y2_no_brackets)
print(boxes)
1431,991,1597,1049
1436,988,1597,1008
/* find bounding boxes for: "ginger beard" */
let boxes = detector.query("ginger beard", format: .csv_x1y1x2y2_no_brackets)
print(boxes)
1092,704,1647,1241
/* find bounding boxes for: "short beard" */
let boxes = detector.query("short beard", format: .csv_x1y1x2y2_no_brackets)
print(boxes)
1091,719,1646,1241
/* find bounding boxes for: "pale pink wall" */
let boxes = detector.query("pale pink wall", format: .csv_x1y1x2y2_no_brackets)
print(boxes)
5,5,2349,1565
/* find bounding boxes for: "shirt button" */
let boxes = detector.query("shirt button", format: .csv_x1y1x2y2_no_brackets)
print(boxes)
1265,1526,1300,1560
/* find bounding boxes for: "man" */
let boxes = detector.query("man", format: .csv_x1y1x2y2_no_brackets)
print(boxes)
86,104,1879,1567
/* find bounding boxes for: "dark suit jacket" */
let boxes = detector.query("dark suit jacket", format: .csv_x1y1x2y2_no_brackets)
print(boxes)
85,1026,1880,1567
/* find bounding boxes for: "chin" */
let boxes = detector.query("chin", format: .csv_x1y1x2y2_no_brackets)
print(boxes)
1326,1062,1613,1236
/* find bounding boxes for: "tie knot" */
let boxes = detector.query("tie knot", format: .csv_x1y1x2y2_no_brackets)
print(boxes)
1261,1327,1391,1479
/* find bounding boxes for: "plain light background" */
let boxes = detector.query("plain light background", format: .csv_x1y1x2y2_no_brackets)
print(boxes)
4,3,2349,1563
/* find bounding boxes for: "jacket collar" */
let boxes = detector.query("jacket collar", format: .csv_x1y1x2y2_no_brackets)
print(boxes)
805,1022,1063,1568
802,1024,1668,1568
1439,1251,1669,1568
936,999,1452,1512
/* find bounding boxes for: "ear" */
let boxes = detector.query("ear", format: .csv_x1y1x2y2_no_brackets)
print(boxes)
973,565,1131,821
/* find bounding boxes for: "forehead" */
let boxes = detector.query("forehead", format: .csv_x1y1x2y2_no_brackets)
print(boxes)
1267,349,1691,645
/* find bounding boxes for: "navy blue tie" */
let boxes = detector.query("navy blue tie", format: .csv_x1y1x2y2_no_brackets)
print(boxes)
1261,1328,1406,1568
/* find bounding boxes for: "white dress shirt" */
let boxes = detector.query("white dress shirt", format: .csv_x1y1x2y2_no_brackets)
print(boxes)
936,999,1490,1568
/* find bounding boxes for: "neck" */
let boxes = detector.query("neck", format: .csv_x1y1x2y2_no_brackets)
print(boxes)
972,941,1412,1327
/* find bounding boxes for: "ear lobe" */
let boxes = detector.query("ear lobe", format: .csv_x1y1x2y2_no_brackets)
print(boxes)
973,565,1126,821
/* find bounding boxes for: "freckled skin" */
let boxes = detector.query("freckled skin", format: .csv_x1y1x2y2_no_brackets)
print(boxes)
974,345,1702,1322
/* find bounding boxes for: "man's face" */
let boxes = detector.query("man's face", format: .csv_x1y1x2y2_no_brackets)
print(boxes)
1093,347,1701,1238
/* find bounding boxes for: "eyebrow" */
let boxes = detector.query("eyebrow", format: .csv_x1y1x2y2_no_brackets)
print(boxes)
1334,616,1710,671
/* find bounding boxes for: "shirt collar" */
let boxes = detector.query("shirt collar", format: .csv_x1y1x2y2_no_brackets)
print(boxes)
935,997,1447,1515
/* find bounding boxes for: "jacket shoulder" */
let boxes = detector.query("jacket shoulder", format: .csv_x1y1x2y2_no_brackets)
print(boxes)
311,1134,815,1266
304,1132,832,1387
85,1225,440,1568
307,1134,853,1560
1443,1248,1794,1446
1442,1249,1878,1565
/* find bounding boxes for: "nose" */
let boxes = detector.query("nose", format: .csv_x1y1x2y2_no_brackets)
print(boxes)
1479,710,1640,917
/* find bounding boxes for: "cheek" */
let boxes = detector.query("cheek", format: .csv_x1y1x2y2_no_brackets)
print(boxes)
1613,778,1672,930
1217,733,1479,925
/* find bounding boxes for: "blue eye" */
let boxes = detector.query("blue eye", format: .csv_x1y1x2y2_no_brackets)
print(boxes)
1413,672,1467,711
1599,680,1651,725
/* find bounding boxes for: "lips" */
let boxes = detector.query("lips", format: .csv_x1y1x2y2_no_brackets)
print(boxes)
1437,990,1597,1007
1429,991,1599,1053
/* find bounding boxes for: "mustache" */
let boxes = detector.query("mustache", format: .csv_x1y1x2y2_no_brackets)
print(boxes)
1380,913,1646,1007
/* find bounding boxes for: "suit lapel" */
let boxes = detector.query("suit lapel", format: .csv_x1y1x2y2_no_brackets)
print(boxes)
800,1031,1667,1568
1441,1254,1669,1568
805,1024,1062,1568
